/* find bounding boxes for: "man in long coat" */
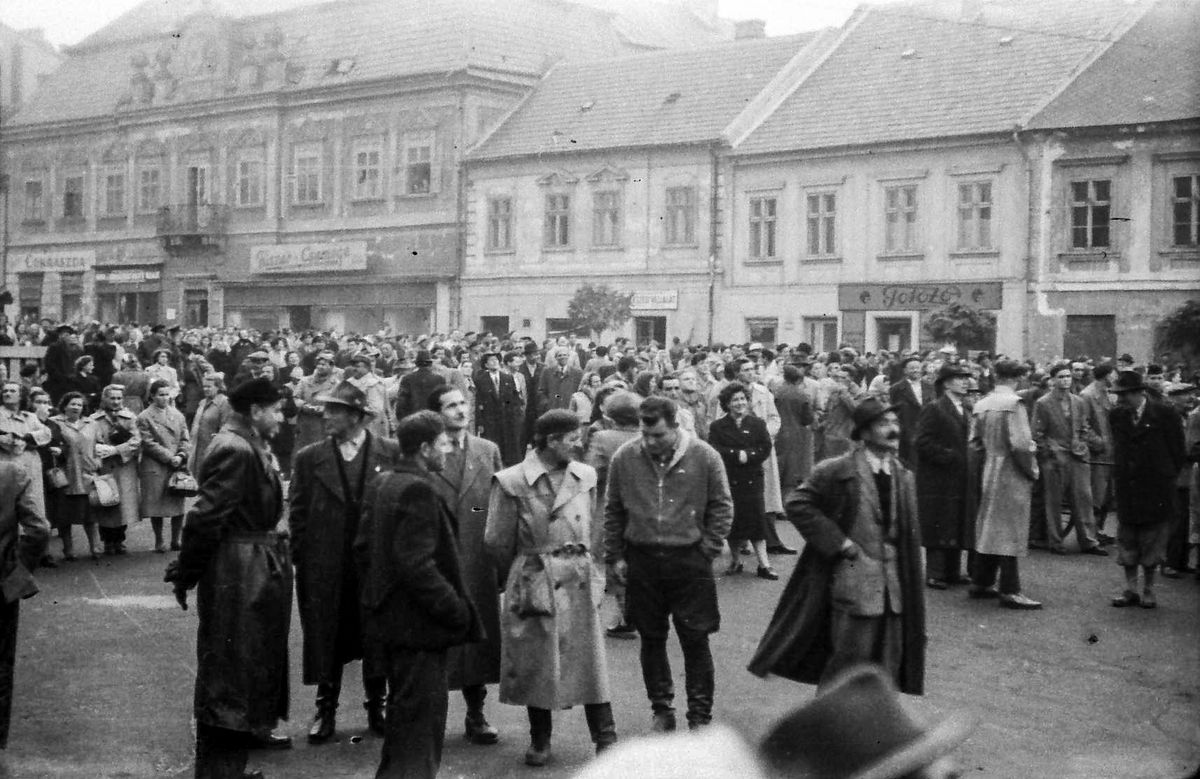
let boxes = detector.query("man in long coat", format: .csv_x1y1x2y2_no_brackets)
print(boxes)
915,363,974,589
537,347,583,415
43,325,82,403
473,352,524,466
748,398,926,695
774,363,815,493
166,378,293,778
293,352,342,453
395,350,444,420
969,360,1042,609
1079,363,1117,543
1108,371,1187,609
289,381,399,743
889,356,933,468
428,385,504,745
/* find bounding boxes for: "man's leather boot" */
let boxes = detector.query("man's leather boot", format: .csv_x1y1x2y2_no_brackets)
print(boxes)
307,683,339,744
363,677,387,737
584,702,618,754
463,685,499,745
524,707,552,767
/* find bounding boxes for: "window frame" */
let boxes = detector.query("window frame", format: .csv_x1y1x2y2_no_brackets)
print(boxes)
882,183,919,254
234,148,265,208
486,195,513,252
664,185,696,246
544,192,572,249
955,180,994,251
1069,178,1111,250
352,137,384,201
22,178,45,223
1171,173,1200,248
399,132,435,196
136,165,163,214
292,141,325,205
748,195,778,261
804,190,838,257
102,167,126,217
591,189,621,248
62,172,85,220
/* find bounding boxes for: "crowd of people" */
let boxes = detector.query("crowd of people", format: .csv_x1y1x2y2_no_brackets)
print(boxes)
0,314,1197,778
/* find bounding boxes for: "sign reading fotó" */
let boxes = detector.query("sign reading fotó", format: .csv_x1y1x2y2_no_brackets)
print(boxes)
251,242,368,274
838,282,1002,311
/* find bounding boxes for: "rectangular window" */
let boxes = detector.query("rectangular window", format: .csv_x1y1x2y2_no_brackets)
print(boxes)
402,137,433,195
487,196,512,250
749,196,777,259
545,194,571,247
353,142,382,200
592,191,620,247
293,143,323,204
1172,175,1199,247
664,186,695,245
957,182,993,249
23,180,44,221
746,317,778,344
61,273,84,324
103,170,125,216
236,154,264,207
137,167,162,213
806,192,837,255
63,175,84,218
884,185,918,252
1070,179,1110,248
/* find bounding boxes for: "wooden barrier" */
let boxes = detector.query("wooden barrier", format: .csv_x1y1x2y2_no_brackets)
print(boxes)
0,346,47,382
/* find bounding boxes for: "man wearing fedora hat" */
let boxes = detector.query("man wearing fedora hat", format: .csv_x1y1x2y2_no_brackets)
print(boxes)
294,352,342,452
289,381,400,743
749,397,926,695
395,350,444,421
1108,371,1186,609
915,363,975,590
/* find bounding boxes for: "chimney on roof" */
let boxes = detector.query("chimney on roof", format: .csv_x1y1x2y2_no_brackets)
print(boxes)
734,19,766,40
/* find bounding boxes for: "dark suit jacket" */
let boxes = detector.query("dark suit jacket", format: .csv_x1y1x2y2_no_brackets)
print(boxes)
395,367,446,420
537,366,582,414
914,395,971,548
472,370,524,466
889,379,933,466
1109,399,1186,526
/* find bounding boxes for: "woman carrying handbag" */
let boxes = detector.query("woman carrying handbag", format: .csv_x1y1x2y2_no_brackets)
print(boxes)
137,380,190,553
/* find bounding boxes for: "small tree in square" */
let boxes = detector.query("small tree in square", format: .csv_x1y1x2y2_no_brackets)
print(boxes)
924,302,997,352
1155,299,1200,365
566,283,634,341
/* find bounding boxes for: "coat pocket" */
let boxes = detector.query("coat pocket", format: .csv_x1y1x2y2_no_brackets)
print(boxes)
829,554,885,616
511,556,554,618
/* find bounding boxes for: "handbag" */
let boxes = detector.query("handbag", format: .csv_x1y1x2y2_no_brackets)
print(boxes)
512,557,554,618
88,473,121,507
47,467,70,490
166,469,199,497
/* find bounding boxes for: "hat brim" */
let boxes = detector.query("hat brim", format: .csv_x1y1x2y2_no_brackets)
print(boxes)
851,403,900,439
313,394,377,415
852,710,978,779
1111,384,1146,394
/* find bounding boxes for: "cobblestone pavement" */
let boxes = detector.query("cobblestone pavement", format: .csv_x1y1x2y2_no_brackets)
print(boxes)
1,519,1197,778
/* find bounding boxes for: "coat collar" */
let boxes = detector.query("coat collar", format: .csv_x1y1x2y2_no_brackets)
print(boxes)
637,428,694,472
435,432,488,497
518,450,595,511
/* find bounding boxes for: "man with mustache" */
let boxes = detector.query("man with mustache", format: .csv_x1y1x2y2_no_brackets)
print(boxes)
749,397,926,695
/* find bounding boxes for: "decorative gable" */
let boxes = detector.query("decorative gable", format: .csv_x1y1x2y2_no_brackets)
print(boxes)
585,164,629,184
536,170,579,187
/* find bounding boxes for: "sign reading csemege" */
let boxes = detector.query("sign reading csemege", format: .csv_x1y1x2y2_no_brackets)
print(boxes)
251,242,368,274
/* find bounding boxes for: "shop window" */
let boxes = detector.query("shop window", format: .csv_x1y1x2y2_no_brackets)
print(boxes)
634,316,667,348
746,317,778,345
884,185,918,253
23,179,44,222
806,192,837,256
292,143,323,204
592,190,621,247
664,186,696,246
956,181,993,250
749,196,777,259
63,175,84,219
480,316,510,336
1070,179,1110,249
353,140,382,200
1172,175,1199,247
487,197,512,251
545,194,571,248
1064,315,1116,361
138,167,162,213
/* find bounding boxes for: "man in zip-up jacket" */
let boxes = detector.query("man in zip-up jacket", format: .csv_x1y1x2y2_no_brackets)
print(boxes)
604,397,733,733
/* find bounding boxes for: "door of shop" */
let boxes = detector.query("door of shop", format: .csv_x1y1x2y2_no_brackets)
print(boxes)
634,316,667,348
1064,315,1116,360
288,306,312,332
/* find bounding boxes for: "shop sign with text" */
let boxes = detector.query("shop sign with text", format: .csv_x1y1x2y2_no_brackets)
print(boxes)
9,249,96,273
251,242,368,274
838,282,1002,311
630,290,679,311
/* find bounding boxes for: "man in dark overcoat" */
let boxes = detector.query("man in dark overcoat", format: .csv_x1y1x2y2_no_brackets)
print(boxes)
166,378,293,778
395,350,444,420
428,385,504,745
289,381,399,744
43,325,82,403
473,352,524,466
915,363,974,589
889,356,933,468
537,347,583,415
356,411,483,779
518,343,544,448
747,397,926,695
1108,371,1187,609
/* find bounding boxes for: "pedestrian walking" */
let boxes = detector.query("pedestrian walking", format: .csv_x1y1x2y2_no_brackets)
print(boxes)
289,381,399,745
165,377,293,779
486,410,617,766
748,397,926,695
604,397,733,731
356,411,483,779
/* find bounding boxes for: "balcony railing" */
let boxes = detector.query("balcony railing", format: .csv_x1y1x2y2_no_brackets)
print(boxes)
156,203,229,250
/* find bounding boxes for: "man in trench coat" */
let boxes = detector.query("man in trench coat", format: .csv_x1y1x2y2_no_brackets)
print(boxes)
289,381,399,744
428,385,504,745
748,398,926,695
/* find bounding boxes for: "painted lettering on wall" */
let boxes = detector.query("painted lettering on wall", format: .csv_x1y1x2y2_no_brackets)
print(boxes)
839,282,1002,311
250,242,368,274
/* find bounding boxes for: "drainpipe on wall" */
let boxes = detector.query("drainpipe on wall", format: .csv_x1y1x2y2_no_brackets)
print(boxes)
707,143,720,344
452,83,469,333
1013,126,1034,356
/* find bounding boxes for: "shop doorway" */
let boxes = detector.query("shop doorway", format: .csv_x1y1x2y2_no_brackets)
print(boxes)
288,306,312,332
1064,315,1116,361
634,316,667,348
184,290,209,328
480,316,510,337
99,292,159,326
867,312,916,353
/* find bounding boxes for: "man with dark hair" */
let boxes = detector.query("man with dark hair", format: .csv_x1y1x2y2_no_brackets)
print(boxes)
167,378,293,779
427,385,504,746
889,357,932,468
289,381,400,745
474,352,523,466
1080,363,1117,544
605,397,733,732
356,410,482,778
395,350,443,420
537,347,583,414
916,364,974,590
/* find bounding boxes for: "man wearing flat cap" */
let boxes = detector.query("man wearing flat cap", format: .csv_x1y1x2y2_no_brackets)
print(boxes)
915,363,975,590
290,381,400,744
294,352,342,452
749,397,926,695
167,378,293,778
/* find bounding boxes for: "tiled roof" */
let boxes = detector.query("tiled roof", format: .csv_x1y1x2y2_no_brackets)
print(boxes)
469,33,817,160
1028,0,1200,129
10,0,732,126
736,0,1142,155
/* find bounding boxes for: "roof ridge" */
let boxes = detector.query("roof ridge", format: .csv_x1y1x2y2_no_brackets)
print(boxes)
466,59,567,159
725,9,869,149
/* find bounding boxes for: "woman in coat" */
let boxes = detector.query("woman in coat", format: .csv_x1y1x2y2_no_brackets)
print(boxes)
87,384,141,555
138,379,190,553
145,349,180,400
485,411,616,766
0,381,52,525
708,382,776,580
821,365,863,460
68,356,102,413
190,372,231,479
51,392,101,560
27,387,65,567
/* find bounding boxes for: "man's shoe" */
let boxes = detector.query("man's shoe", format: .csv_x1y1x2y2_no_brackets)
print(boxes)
524,743,551,767
464,713,499,745
606,624,637,639
756,566,779,581
1111,590,1141,607
1028,540,1049,550
998,593,1042,610
1161,566,1181,579
251,732,292,750
1097,533,1115,546
1082,546,1109,557
1140,591,1157,609
650,711,677,733
766,545,797,555
1049,545,1068,556
925,578,948,590
967,585,1000,599
307,708,336,744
